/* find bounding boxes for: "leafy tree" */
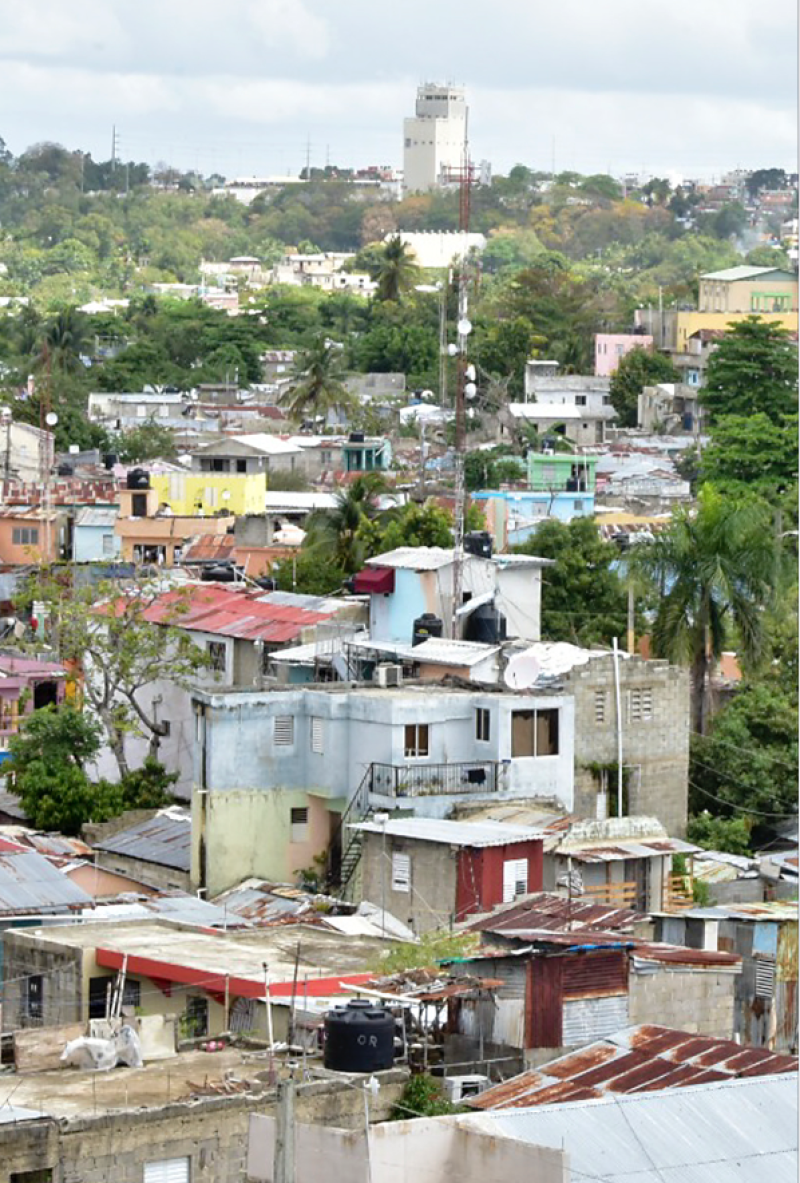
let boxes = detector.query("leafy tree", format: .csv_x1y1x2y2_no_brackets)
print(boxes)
390,1075,460,1121
705,202,748,241
745,245,793,270
273,550,345,596
372,501,453,552
304,475,385,574
699,412,798,496
632,487,779,734
375,236,420,302
37,306,91,373
609,346,680,427
19,573,211,778
514,517,630,646
279,336,356,424
689,681,798,848
686,812,752,857
701,318,798,422
116,419,178,463
745,168,787,199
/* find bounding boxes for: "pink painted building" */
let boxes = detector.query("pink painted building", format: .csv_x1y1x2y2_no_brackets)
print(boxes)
595,333,654,376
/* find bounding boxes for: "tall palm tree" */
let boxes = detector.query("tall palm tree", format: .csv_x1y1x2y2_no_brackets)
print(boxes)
375,237,420,303
280,336,356,425
306,475,385,573
632,486,779,735
38,307,91,374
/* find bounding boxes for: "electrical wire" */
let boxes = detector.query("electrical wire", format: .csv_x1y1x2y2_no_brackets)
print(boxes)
688,779,797,820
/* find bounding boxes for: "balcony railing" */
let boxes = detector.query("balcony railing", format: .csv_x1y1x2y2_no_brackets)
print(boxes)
368,761,500,798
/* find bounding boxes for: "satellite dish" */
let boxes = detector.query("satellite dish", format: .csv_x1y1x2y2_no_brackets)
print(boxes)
504,652,540,690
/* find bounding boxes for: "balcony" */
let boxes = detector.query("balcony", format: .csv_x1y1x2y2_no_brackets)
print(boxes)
368,760,500,798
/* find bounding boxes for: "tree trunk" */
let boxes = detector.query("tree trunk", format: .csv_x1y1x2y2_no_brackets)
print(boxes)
692,647,709,736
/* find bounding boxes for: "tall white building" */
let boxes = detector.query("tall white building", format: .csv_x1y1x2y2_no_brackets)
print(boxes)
403,83,467,194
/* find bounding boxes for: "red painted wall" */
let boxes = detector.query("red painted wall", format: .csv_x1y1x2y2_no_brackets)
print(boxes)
455,839,543,922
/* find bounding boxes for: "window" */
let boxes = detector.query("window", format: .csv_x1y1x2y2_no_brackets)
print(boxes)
511,708,559,757
475,707,491,742
184,995,208,1039
102,533,114,556
594,690,607,725
131,492,148,517
207,641,226,672
392,851,411,893
11,1171,53,1182
628,687,653,723
89,976,140,1019
236,459,247,473
291,806,309,842
144,1158,190,1183
310,717,324,753
502,858,528,903
161,720,171,736
321,449,333,465
274,715,294,746
205,486,218,507
755,956,776,999
12,527,39,546
404,723,429,757
25,974,43,1021
575,395,587,406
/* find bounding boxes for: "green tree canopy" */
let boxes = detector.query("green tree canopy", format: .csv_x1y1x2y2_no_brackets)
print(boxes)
699,412,798,496
701,318,798,422
279,336,356,424
609,346,680,427
514,517,629,646
375,236,420,303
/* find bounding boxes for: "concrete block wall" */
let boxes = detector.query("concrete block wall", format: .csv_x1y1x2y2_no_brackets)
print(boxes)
565,656,690,835
628,964,737,1038
0,1071,409,1183
360,832,457,936
2,933,82,1032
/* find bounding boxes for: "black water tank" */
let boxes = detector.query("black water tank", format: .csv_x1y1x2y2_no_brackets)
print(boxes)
57,462,74,477
201,564,236,583
465,603,507,644
412,612,444,647
324,1000,394,1073
102,453,118,470
464,530,492,559
255,577,277,591
127,467,151,490
349,430,365,443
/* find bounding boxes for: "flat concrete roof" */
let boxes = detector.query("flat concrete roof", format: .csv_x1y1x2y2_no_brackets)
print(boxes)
12,920,385,993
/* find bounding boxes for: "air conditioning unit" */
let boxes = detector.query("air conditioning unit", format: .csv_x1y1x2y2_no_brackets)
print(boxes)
374,663,403,688
442,1075,490,1103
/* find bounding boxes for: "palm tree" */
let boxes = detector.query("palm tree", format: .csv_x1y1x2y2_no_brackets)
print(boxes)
632,486,780,735
38,307,91,374
375,237,420,303
306,475,385,573
279,336,357,425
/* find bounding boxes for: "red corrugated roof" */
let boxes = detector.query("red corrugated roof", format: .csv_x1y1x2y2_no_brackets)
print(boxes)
138,584,337,643
468,1025,798,1110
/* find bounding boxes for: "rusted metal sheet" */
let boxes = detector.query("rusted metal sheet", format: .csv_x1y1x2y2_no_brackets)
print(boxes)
563,950,627,998
465,892,644,934
529,956,562,1048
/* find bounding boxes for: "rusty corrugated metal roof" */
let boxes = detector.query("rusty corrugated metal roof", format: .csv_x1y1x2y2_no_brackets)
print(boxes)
93,808,190,871
138,584,339,644
465,892,644,934
468,1024,798,1110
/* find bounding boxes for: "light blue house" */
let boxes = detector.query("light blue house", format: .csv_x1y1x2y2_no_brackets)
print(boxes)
472,488,595,548
73,506,121,562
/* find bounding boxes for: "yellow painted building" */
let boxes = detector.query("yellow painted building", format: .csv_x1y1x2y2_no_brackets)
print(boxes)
150,472,265,517
676,265,799,352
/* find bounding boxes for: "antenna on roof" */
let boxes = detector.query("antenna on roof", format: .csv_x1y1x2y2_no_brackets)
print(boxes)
503,652,540,691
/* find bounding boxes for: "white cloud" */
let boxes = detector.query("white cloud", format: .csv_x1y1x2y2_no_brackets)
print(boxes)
246,0,330,60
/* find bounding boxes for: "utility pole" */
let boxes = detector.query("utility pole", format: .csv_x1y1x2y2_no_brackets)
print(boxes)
274,1069,296,1183
627,583,635,655
111,125,118,172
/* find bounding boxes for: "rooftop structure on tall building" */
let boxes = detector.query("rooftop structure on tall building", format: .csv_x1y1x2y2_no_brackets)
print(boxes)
403,83,467,194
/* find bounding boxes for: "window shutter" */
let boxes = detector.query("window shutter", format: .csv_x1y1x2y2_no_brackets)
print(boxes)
310,717,324,753
503,858,528,903
144,1157,190,1183
594,691,606,724
391,852,411,893
755,956,776,999
274,716,294,746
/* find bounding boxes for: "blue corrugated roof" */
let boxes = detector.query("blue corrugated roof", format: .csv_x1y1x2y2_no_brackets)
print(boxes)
0,851,92,915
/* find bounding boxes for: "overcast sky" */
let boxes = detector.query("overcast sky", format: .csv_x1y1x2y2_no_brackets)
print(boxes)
1,0,796,181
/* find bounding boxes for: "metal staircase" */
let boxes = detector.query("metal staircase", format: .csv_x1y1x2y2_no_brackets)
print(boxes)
325,765,372,895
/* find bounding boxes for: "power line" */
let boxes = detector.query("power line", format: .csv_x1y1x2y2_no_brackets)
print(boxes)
688,778,797,820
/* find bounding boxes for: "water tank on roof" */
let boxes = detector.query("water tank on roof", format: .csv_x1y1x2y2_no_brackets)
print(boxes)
465,603,507,645
102,453,118,470
464,530,492,559
349,430,365,443
126,468,150,490
200,564,236,583
324,1000,394,1073
255,577,277,591
57,462,73,477
412,612,444,647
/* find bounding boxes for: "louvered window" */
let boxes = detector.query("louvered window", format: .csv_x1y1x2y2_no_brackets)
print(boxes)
144,1158,190,1183
310,717,324,754
628,687,653,722
594,691,606,724
291,807,309,842
392,852,411,892
503,858,528,903
755,956,776,999
274,716,294,746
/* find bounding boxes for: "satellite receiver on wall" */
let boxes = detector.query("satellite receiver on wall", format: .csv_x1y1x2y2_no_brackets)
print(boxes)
503,652,540,691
